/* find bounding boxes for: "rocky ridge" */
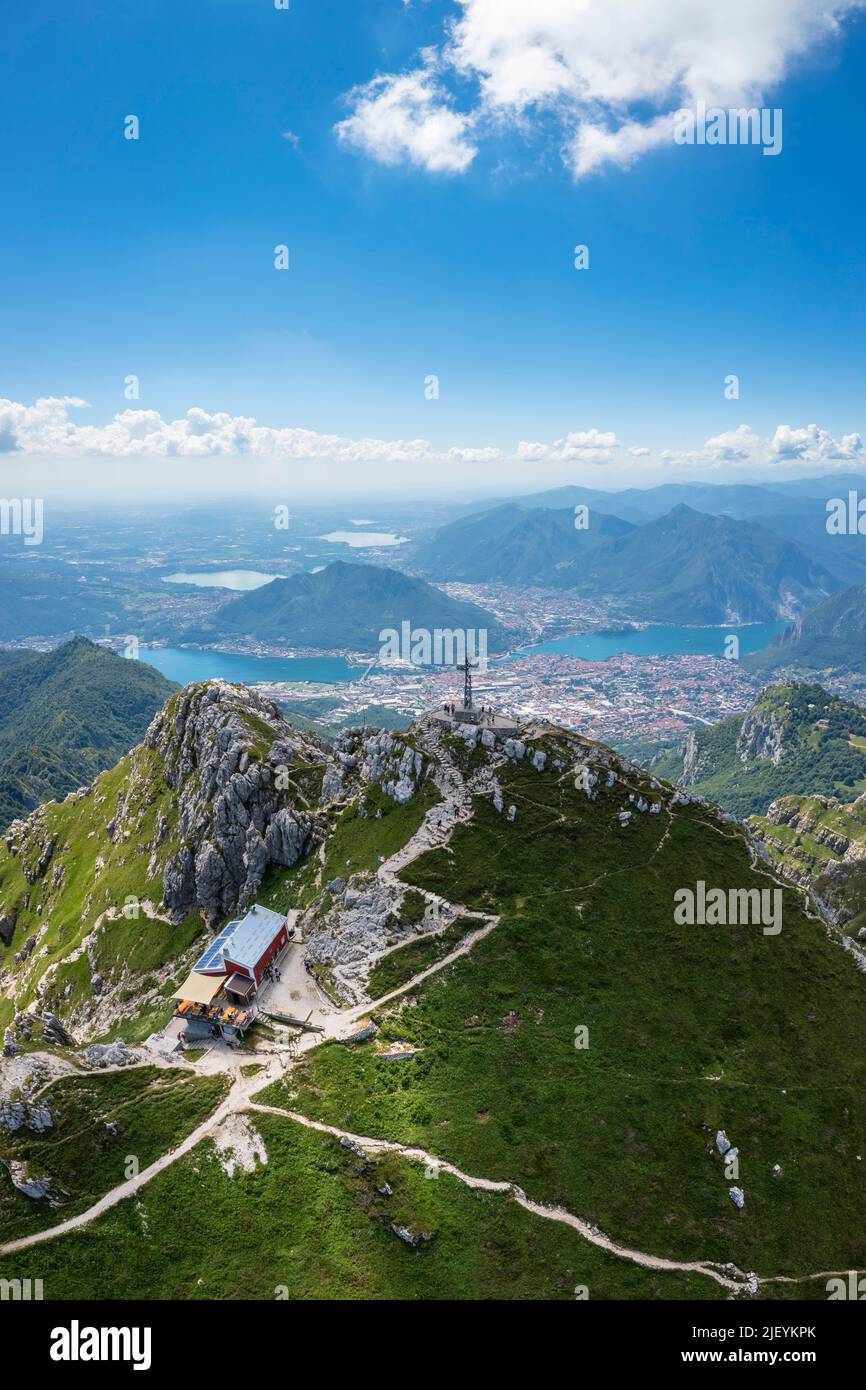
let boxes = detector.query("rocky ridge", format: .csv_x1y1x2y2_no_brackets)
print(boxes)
146,682,330,921
300,714,672,1005
748,792,866,933
0,682,435,1039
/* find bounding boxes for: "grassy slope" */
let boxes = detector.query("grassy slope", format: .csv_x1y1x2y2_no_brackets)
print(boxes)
0,744,203,1024
0,639,176,827
4,713,865,1299
0,1067,228,1242
654,684,866,818
256,778,441,918
366,918,475,998
0,1110,721,1300
262,743,866,1282
0,686,333,1036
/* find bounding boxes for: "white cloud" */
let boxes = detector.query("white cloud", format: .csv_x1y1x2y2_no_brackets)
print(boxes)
771,422,863,461
516,430,623,464
2,398,861,483
550,428,621,463
335,67,477,174
665,422,864,470
0,397,432,464
0,397,626,472
339,0,865,178
444,445,505,463
0,395,91,454
569,114,680,179
515,440,548,462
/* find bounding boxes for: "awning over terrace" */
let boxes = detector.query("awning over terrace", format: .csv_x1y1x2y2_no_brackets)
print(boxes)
172,971,225,1007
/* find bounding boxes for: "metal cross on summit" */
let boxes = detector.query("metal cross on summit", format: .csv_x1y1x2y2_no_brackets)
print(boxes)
457,653,478,711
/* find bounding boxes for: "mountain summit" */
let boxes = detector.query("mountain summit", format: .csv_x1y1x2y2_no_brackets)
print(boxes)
415,503,836,622
652,682,866,817
2,683,866,1297
185,560,509,652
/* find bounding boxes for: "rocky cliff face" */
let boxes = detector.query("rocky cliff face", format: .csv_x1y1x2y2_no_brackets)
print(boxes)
749,792,866,931
681,730,709,784
147,694,431,924
0,681,438,1040
144,683,329,921
736,709,785,766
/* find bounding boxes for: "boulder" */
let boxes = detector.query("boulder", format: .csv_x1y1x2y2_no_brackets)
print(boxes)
0,1101,53,1134
81,1042,139,1069
1,1159,65,1203
390,1224,432,1248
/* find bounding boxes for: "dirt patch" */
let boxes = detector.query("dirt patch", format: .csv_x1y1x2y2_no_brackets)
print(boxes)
0,1051,80,1103
211,1113,268,1178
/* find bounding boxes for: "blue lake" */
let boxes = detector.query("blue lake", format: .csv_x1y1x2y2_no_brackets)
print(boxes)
138,621,786,689
138,647,361,685
511,622,787,662
161,570,278,591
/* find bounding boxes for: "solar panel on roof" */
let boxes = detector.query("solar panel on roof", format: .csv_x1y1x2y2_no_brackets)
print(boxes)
193,920,241,974
192,906,286,975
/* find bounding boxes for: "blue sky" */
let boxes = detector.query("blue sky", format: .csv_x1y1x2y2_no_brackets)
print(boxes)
3,0,866,496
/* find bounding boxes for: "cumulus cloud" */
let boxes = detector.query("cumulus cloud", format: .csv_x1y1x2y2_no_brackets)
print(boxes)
444,445,505,463
0,396,617,467
550,429,621,463
771,422,863,461
665,422,864,471
2,397,860,480
0,397,431,464
515,440,549,462
335,66,477,174
338,0,865,178
515,430,622,464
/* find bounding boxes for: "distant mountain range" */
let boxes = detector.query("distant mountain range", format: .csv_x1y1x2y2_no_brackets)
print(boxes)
651,682,866,818
186,560,510,653
454,473,866,588
412,504,634,587
0,637,176,826
415,502,838,622
467,472,866,522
